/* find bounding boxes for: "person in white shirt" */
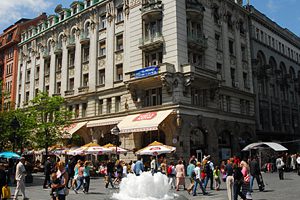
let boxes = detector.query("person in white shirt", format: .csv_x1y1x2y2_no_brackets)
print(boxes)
296,154,300,176
150,156,157,175
131,161,136,174
122,161,128,178
13,157,28,200
192,162,208,196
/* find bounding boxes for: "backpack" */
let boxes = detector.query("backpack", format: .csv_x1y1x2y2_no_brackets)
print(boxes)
167,166,173,175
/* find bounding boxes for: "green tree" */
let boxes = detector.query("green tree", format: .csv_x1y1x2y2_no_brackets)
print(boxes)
29,92,72,156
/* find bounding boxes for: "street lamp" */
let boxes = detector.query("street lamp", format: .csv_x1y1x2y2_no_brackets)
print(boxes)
111,126,120,156
11,116,20,152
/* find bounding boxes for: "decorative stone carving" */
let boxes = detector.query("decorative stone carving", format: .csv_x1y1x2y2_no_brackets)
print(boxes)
116,53,123,62
183,75,194,96
56,73,61,80
126,83,137,102
124,0,130,17
106,0,115,23
98,59,105,68
45,77,49,84
69,69,75,76
130,0,141,8
161,73,174,94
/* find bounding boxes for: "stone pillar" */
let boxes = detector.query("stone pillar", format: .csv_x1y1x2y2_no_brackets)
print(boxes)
49,46,56,96
234,26,243,88
106,16,115,88
111,96,116,113
61,38,68,97
74,33,82,95
29,55,36,100
222,17,231,87
39,53,45,92
89,21,97,92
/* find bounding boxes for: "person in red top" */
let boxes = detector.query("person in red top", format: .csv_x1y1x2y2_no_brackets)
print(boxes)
74,162,84,194
233,156,241,166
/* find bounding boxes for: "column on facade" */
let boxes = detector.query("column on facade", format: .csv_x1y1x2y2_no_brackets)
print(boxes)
29,55,36,100
17,59,25,106
102,98,107,114
38,52,45,92
88,20,97,92
87,98,96,117
111,96,116,113
106,16,115,88
61,37,68,97
49,45,56,95
234,25,243,88
74,33,82,95
222,17,231,87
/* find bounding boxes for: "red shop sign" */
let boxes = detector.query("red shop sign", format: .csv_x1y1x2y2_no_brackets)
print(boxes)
133,112,157,121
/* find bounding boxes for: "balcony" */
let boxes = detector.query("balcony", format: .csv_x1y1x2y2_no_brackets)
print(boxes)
67,37,75,49
186,0,205,19
187,34,208,51
43,50,50,58
139,32,163,51
65,90,74,96
80,32,90,44
140,0,163,20
78,86,89,93
54,43,62,54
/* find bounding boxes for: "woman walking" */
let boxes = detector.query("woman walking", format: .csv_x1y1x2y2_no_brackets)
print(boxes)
233,164,246,200
240,161,252,199
83,161,91,193
175,160,186,191
213,166,221,190
51,161,68,200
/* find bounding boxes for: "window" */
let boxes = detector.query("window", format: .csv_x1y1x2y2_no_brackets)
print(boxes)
229,40,234,55
107,98,112,113
217,63,222,74
35,65,40,79
26,69,31,82
145,51,163,67
226,96,231,112
98,99,103,115
99,15,107,29
144,19,162,40
61,13,64,21
116,64,123,81
241,45,246,60
260,30,264,42
25,91,30,104
82,103,87,117
82,73,89,86
145,88,162,107
99,40,106,56
8,48,14,59
69,78,74,90
115,96,121,112
245,101,250,115
56,55,62,71
116,34,123,51
215,34,221,51
82,45,89,62
256,28,259,39
191,88,207,107
6,63,13,75
240,99,245,114
75,104,79,118
230,68,236,86
56,82,61,93
72,6,77,14
98,69,105,85
45,85,49,94
243,72,249,88
45,60,50,75
86,0,91,7
116,7,124,22
69,51,75,67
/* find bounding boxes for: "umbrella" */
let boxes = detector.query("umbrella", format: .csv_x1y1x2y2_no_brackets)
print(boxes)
67,142,112,155
136,141,176,156
0,151,21,159
103,143,128,154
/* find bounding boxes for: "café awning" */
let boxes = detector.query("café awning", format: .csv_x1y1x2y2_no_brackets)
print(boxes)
63,121,88,135
87,116,124,128
117,110,174,133
242,142,288,151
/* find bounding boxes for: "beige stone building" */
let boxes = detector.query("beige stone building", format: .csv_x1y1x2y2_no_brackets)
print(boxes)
17,0,255,161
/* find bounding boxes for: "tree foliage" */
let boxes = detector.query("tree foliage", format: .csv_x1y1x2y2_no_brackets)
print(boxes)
28,92,73,154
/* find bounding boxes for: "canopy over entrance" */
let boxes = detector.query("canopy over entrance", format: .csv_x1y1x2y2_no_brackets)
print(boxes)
63,121,88,136
117,110,173,133
242,142,288,151
86,116,124,128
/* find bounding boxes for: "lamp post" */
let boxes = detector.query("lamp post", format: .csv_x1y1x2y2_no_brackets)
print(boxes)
11,116,20,152
111,126,120,156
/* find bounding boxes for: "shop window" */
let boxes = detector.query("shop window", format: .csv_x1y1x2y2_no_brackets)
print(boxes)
142,130,165,148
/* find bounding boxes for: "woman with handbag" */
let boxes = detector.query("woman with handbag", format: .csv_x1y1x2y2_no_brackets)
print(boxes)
0,163,9,200
52,161,69,200
240,161,252,200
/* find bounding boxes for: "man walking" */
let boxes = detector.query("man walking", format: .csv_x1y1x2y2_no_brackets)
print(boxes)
43,157,52,189
250,156,263,192
134,157,144,176
13,157,28,200
276,155,285,180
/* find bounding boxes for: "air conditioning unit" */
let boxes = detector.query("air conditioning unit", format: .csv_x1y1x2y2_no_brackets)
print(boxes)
234,82,239,88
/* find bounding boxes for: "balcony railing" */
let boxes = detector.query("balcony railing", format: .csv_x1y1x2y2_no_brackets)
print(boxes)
80,32,90,44
78,86,89,93
139,32,163,51
67,37,75,49
187,34,208,51
54,43,62,54
65,90,74,96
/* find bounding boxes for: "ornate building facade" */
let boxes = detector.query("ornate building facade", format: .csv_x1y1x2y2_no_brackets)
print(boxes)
248,5,300,151
17,0,255,161
0,14,46,111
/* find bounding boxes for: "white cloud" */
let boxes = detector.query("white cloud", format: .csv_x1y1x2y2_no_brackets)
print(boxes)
0,0,53,30
266,0,279,13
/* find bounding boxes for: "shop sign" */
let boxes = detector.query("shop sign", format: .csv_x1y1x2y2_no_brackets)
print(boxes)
133,112,157,121
134,66,159,78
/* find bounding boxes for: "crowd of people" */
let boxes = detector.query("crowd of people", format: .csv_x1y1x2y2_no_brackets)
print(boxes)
1,152,300,200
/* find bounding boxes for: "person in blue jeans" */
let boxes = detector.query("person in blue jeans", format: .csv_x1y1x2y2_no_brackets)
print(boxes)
192,162,208,196
134,157,144,176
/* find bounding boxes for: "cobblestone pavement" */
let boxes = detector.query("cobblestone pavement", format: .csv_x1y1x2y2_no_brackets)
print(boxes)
10,171,300,200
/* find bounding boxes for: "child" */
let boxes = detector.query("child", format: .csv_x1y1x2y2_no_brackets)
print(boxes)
213,166,221,190
50,172,60,200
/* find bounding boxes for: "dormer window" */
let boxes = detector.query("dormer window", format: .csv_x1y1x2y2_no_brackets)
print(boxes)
86,0,91,7
73,6,77,14
61,13,64,21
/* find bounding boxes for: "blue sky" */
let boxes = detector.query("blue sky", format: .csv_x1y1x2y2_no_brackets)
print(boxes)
1,0,300,36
